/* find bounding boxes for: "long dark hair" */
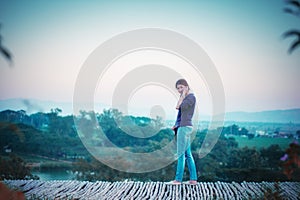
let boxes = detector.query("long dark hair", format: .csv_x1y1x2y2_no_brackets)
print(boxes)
175,79,189,89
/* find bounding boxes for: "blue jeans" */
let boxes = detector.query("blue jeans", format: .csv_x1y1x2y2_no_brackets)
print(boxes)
175,126,197,182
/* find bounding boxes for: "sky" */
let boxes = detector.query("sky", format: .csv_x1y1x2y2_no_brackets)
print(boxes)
0,0,299,119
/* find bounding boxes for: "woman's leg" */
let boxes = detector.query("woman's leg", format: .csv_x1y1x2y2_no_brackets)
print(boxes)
175,126,196,181
175,127,186,182
185,138,197,181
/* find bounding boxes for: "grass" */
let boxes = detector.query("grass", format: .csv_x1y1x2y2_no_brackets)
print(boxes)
231,136,299,150
13,153,73,170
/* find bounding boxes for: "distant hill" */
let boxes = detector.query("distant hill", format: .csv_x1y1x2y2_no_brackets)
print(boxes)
223,109,300,123
0,98,73,116
0,98,299,123
0,98,109,116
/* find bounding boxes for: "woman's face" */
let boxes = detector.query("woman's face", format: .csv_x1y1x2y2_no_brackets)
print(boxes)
176,84,188,95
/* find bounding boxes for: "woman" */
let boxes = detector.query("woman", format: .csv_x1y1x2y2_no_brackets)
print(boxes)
166,79,197,185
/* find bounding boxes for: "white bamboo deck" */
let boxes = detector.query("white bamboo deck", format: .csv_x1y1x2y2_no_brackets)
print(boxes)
3,180,300,200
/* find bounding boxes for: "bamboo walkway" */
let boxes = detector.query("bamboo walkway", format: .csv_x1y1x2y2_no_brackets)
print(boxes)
3,180,300,200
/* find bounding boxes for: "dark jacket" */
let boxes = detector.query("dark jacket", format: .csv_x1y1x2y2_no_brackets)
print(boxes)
174,93,196,129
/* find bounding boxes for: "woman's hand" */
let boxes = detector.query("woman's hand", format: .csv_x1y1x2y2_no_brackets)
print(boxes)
176,86,189,109
181,86,189,98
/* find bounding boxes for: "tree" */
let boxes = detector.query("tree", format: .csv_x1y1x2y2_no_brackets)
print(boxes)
296,130,300,139
280,141,300,180
260,145,284,170
47,108,65,137
0,154,38,180
283,0,300,54
227,147,261,169
0,24,13,66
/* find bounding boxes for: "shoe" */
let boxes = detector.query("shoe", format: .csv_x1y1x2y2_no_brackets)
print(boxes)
183,180,197,185
165,180,181,185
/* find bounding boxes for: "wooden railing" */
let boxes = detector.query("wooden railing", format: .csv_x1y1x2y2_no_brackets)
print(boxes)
3,180,300,200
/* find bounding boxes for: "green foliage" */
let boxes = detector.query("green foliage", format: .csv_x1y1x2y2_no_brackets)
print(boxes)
96,108,173,153
190,131,288,182
0,118,89,161
283,0,300,54
232,136,295,150
220,124,248,136
0,154,38,180
71,127,291,182
260,145,283,169
280,141,300,180
0,108,297,182
47,109,77,138
228,147,261,168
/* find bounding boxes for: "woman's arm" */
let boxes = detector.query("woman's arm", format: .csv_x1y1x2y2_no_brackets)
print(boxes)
180,94,195,110
176,95,185,110
176,87,189,109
